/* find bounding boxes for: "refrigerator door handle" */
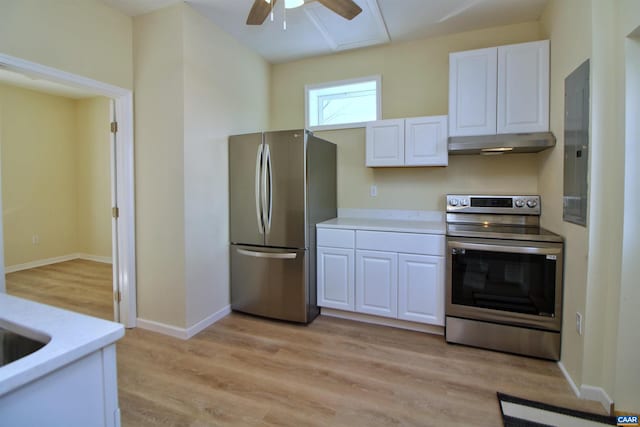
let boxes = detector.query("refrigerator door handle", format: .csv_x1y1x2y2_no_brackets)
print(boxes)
236,248,297,259
255,144,264,235
267,144,273,233
262,143,272,234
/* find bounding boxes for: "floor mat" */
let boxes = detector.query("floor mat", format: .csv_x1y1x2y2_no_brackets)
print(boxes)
497,392,618,427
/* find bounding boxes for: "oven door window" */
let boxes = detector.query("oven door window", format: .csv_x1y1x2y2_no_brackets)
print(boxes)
451,249,556,317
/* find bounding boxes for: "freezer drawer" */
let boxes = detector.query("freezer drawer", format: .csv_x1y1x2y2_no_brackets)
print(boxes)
231,244,309,323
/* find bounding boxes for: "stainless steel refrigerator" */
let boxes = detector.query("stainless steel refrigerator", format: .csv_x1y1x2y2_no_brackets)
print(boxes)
229,129,336,323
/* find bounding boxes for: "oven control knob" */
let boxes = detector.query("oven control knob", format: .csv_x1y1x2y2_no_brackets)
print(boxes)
449,198,459,207
461,199,469,207
515,199,525,208
527,199,538,208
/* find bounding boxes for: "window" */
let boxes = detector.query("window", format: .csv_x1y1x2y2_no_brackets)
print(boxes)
305,75,381,131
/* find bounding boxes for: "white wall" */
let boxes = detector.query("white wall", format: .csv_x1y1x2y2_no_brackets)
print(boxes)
617,31,640,412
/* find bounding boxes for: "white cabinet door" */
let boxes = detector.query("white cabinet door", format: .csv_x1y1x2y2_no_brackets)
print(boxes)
356,250,398,318
497,40,549,133
317,247,355,311
405,116,448,166
398,254,444,325
365,119,405,167
449,47,498,137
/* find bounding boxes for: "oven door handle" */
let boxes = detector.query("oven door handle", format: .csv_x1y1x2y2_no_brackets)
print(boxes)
448,240,562,256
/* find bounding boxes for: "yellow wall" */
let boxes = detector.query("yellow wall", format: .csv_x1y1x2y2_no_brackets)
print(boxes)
270,22,543,211
133,4,187,327
76,97,112,258
0,0,133,89
539,0,592,389
0,83,78,266
0,84,112,267
542,0,640,412
133,4,270,328
182,5,270,327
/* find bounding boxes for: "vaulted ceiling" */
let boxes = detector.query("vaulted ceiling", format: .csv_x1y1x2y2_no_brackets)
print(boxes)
101,0,548,63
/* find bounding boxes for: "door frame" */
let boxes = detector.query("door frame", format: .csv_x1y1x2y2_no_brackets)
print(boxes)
0,52,137,328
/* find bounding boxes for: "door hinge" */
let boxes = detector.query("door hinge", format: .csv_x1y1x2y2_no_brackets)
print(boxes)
110,121,118,133
114,290,122,303
112,207,119,218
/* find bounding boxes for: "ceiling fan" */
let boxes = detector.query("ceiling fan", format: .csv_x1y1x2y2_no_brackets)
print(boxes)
246,0,363,25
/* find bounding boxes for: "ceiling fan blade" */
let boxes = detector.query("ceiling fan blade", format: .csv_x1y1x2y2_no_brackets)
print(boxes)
246,0,277,25
316,0,362,20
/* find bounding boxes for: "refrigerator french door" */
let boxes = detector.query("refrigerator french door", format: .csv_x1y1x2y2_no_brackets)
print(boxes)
229,130,336,323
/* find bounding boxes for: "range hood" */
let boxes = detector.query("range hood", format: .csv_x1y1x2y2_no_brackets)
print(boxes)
448,132,556,155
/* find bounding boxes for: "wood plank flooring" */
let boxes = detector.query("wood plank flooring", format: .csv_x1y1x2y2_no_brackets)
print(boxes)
6,259,114,320
6,260,606,426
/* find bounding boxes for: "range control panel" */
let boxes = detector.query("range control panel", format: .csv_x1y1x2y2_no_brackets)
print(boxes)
446,195,541,215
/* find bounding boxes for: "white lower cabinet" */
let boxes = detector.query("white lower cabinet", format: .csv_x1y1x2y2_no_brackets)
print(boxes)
317,246,355,311
398,254,444,325
317,227,445,327
356,250,398,318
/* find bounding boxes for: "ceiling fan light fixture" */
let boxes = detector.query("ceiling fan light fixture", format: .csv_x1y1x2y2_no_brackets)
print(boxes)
265,0,304,9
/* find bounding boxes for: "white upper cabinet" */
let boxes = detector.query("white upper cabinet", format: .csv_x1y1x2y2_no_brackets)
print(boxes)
365,119,404,166
449,40,550,137
366,116,448,167
497,40,550,133
405,116,448,166
449,47,498,137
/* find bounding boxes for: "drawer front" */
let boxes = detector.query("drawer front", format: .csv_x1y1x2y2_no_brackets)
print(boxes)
356,230,444,256
317,228,355,249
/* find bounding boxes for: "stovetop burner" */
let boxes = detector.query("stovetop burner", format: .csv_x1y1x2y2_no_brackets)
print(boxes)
446,223,563,243
445,194,563,243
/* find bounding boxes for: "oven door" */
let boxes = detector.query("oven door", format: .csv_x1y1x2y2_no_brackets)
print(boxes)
446,237,563,331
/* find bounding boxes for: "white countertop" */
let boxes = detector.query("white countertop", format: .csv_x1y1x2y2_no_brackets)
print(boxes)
317,217,445,234
0,293,124,396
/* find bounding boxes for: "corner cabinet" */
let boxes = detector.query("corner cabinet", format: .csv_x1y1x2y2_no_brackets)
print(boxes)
449,40,549,137
366,116,448,167
317,227,445,327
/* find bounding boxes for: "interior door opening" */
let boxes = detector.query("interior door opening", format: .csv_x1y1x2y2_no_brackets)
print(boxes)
0,53,136,327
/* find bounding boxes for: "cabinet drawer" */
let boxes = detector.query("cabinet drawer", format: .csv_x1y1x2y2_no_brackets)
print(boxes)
356,231,444,256
317,228,355,249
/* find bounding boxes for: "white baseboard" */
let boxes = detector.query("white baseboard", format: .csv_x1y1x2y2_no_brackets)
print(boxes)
137,305,231,340
135,318,190,339
5,253,113,273
321,308,445,336
5,254,78,273
186,305,232,338
77,253,112,264
557,361,613,413
557,361,580,397
580,384,613,413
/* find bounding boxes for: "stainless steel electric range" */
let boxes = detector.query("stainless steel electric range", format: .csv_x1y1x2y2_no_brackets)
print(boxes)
445,194,564,360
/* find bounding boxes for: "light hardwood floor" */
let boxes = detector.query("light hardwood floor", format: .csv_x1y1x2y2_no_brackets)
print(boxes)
6,260,606,426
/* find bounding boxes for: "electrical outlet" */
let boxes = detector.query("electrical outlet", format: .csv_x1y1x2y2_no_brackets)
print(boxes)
576,312,583,335
370,185,377,197
32,234,39,245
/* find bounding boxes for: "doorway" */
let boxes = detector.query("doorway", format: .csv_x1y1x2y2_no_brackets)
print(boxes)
0,52,136,327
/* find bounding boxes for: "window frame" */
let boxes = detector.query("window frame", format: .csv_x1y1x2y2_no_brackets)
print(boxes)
305,75,382,131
